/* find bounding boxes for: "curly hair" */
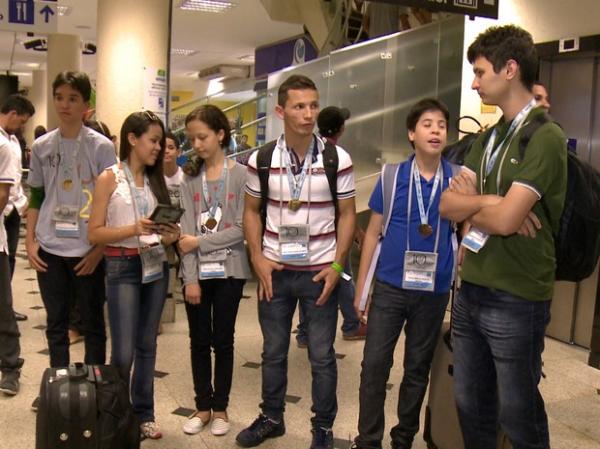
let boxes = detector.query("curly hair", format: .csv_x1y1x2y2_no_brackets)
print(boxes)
467,25,538,90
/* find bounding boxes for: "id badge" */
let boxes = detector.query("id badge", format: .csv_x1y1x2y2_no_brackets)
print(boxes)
461,228,490,253
402,251,438,292
199,249,227,279
140,245,166,284
55,221,80,238
52,205,79,223
279,224,310,261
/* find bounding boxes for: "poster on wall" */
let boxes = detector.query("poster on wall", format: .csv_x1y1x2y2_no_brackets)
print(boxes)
143,67,168,124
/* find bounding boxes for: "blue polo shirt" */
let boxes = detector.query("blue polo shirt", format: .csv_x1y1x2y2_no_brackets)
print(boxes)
369,155,455,294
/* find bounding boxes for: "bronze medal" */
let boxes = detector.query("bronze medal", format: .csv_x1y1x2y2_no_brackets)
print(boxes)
63,179,73,191
205,217,217,230
288,199,301,211
419,223,433,237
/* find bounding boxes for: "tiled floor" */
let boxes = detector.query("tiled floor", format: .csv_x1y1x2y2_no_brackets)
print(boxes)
2,236,600,449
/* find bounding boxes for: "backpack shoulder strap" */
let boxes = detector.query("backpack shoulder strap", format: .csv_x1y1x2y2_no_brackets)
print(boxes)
381,163,400,237
518,112,553,160
256,140,277,229
322,141,339,217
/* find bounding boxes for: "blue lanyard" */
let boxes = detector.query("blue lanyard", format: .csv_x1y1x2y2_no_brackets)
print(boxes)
123,163,149,217
413,159,441,228
283,139,314,202
201,163,228,218
483,99,536,177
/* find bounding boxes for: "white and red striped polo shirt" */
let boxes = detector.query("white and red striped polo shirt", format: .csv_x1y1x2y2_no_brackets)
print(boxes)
246,134,355,271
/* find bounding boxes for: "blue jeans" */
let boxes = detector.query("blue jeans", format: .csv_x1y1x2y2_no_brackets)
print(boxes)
452,281,551,449
297,262,358,342
105,255,168,423
355,280,449,449
259,269,338,428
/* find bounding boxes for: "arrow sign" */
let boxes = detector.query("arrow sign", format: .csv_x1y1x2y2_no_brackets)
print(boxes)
40,4,53,23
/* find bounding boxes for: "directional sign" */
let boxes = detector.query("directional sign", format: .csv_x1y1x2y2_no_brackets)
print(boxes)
370,0,499,20
0,0,58,33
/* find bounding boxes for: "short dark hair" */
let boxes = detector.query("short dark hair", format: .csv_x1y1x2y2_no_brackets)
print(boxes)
406,98,449,132
185,104,231,149
52,71,92,102
277,74,317,107
85,119,112,140
467,25,538,90
119,111,170,205
165,129,180,149
34,125,47,139
0,94,35,116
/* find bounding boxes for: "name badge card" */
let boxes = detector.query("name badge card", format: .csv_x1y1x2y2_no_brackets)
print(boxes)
403,251,438,292
279,224,310,261
140,245,166,284
461,228,490,253
199,249,227,279
53,205,80,238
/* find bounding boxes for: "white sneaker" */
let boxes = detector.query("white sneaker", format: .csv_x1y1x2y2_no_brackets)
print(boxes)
211,417,230,436
183,411,209,435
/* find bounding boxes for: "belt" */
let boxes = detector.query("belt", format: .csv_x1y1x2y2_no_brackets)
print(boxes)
104,246,140,257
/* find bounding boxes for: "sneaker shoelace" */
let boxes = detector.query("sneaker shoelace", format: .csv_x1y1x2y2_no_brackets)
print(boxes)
250,415,275,436
313,427,332,445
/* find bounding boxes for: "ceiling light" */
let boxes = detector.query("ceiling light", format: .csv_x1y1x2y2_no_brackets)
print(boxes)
178,0,237,13
238,55,255,62
25,62,40,68
171,48,197,56
57,5,72,16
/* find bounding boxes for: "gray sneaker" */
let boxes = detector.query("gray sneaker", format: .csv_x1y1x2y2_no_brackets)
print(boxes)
0,370,20,396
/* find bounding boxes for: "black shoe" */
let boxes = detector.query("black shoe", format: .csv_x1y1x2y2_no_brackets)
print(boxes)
310,427,334,449
13,311,27,321
31,396,40,412
236,414,285,447
0,370,20,396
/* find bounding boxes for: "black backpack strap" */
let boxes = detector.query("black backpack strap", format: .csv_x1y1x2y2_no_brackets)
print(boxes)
256,140,277,231
322,141,339,221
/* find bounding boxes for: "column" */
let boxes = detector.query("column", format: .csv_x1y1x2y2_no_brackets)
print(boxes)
24,69,47,144
46,34,82,129
95,0,170,143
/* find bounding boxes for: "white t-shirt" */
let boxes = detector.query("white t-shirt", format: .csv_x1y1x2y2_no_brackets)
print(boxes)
0,137,17,253
245,134,355,270
164,166,184,207
0,127,26,217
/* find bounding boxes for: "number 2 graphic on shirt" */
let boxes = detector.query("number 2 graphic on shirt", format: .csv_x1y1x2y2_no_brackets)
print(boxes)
79,188,92,218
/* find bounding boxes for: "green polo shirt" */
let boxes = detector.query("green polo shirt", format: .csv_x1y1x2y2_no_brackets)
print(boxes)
461,107,567,301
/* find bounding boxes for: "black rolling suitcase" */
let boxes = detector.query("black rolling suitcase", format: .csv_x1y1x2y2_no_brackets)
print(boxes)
423,322,513,449
36,363,140,449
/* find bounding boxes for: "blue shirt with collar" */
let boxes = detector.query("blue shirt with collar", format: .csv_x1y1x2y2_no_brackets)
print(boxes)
368,154,455,294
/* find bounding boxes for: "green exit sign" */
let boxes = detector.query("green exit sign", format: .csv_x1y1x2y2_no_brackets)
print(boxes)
371,0,499,19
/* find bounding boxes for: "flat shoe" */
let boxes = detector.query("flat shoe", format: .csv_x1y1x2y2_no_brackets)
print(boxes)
211,417,230,436
183,412,210,435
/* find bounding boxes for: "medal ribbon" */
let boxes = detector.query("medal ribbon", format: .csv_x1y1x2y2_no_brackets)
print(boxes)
283,137,314,204
123,163,150,217
482,98,537,179
201,162,228,220
406,157,442,252
54,128,85,212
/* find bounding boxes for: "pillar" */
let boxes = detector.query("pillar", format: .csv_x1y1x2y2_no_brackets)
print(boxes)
24,69,47,144
95,0,170,142
46,34,82,129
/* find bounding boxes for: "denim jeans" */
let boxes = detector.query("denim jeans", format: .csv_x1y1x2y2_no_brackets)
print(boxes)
355,280,449,449
37,248,106,367
297,262,358,342
105,255,168,423
452,281,551,449
259,269,338,428
0,252,22,372
184,278,245,412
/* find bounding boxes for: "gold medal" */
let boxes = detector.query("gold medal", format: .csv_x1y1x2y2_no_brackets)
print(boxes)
419,223,433,237
205,217,217,230
288,199,301,211
63,179,73,191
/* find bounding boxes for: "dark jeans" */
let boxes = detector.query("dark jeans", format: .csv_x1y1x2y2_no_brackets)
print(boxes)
452,281,551,449
356,280,449,449
184,278,245,412
297,262,359,341
259,269,339,428
4,208,20,279
105,255,168,422
37,248,106,367
0,252,22,372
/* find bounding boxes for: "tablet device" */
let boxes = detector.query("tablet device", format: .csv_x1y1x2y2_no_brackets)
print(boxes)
149,204,185,224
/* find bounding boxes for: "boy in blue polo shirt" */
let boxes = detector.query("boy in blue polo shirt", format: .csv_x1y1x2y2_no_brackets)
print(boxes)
351,98,456,449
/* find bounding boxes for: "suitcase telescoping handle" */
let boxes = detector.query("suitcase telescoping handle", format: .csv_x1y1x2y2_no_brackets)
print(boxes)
68,362,89,381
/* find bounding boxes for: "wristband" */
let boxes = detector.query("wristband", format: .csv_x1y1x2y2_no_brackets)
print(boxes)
331,261,352,281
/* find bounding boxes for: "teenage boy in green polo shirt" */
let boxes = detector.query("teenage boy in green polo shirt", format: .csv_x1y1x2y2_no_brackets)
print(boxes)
440,25,567,449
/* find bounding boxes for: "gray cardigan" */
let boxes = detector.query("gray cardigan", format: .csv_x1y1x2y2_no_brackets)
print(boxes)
180,161,251,285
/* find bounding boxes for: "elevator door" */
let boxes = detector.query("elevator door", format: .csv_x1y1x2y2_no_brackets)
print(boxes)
539,55,600,348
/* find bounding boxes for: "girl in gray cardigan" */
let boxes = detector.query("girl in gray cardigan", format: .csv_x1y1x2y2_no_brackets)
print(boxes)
178,105,251,437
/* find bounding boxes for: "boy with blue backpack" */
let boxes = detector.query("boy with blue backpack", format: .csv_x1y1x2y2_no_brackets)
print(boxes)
351,98,457,449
